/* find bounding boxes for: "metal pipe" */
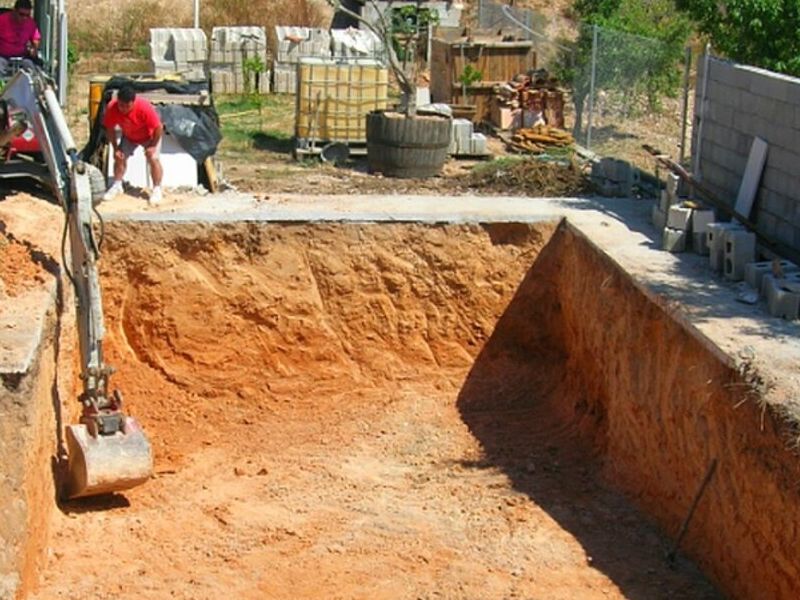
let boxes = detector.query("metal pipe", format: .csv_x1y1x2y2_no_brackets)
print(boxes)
679,46,691,164
194,0,200,29
693,44,712,179
586,24,599,149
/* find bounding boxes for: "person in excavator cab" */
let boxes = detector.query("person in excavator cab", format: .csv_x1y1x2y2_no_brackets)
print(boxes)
0,0,41,76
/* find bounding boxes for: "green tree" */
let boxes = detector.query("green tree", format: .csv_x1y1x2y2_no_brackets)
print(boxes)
675,0,800,76
556,0,692,137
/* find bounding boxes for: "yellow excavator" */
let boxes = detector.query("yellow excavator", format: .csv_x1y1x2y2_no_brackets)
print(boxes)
0,67,153,499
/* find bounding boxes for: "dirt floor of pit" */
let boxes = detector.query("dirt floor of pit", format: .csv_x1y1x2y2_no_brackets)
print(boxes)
24,221,721,600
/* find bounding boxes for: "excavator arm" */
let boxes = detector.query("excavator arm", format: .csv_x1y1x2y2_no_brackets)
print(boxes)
0,70,153,499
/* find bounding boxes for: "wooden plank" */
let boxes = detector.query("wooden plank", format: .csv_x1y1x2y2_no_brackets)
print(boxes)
735,136,768,219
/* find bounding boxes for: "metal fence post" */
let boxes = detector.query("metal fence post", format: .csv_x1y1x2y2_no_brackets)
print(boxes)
586,24,598,149
679,45,692,164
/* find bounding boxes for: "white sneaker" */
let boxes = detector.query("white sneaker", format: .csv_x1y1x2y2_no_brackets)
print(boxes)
103,180,123,201
149,186,162,206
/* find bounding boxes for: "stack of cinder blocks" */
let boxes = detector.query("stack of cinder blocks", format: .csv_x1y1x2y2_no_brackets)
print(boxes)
449,119,488,157
150,28,208,80
273,26,331,94
653,173,715,254
209,27,270,95
591,158,640,197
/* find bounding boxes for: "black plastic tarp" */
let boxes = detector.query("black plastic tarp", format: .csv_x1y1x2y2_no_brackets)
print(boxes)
81,76,222,165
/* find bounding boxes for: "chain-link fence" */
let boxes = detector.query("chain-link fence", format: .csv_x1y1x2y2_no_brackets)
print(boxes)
571,24,693,169
475,1,695,173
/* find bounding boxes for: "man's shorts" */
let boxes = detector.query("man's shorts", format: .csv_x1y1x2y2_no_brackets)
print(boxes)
119,136,162,158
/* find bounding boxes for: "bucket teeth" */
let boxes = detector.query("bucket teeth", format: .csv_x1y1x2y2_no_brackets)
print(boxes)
65,417,153,499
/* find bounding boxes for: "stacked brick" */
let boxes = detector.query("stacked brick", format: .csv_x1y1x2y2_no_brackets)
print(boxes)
209,27,270,94
150,28,208,81
272,27,331,94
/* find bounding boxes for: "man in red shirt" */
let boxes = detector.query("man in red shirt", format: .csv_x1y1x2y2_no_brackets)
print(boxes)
102,84,165,205
0,0,41,74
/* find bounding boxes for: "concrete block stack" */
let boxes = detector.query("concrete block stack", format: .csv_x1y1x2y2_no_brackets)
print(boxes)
707,222,743,271
209,27,270,94
150,28,208,80
273,27,331,94
330,28,384,61
449,119,490,157
592,158,639,197
652,171,719,255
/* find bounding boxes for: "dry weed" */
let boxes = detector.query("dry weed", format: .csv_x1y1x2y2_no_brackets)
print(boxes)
69,0,328,54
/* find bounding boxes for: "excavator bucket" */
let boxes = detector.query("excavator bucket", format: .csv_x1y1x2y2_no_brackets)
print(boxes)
64,417,153,499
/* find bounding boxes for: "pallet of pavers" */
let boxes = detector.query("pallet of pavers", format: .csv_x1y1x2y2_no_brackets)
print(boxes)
209,26,270,95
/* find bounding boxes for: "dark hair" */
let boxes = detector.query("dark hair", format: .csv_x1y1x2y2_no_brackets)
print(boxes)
118,85,136,103
14,0,33,10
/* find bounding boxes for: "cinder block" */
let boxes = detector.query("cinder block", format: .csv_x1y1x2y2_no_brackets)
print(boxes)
707,222,743,272
692,210,715,234
746,260,799,293
763,274,800,319
470,133,487,156
692,232,709,255
666,172,680,200
667,205,693,231
651,204,666,231
663,227,687,253
659,189,676,212
723,229,757,281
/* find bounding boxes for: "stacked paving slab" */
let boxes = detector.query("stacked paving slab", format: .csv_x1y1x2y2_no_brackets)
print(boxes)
150,28,208,80
209,27,270,94
273,27,331,94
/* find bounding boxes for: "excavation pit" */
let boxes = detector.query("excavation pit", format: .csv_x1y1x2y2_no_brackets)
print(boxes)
3,206,800,600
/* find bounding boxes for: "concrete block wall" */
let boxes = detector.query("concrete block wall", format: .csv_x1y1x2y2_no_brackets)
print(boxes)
693,55,800,259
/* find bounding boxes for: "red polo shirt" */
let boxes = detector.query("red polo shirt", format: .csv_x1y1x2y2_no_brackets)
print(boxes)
103,96,162,145
0,10,41,58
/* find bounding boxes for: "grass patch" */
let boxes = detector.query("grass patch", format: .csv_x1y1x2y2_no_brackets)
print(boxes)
216,94,295,154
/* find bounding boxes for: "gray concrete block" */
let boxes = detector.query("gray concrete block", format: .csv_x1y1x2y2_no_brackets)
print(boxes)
692,232,709,255
763,273,800,319
761,75,791,102
663,228,687,253
693,210,715,234
776,220,796,246
708,222,743,272
745,260,799,293
667,205,692,231
658,190,677,215
666,173,680,200
724,229,757,281
652,204,666,231
709,103,735,128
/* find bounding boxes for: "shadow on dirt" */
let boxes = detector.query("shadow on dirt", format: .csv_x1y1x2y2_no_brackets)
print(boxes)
456,227,722,600
252,132,294,154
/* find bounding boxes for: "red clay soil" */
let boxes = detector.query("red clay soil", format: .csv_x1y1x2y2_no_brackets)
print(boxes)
0,236,48,298
25,221,722,600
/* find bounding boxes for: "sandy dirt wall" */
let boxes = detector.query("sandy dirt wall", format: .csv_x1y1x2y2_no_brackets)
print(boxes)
26,220,724,599
540,224,800,599
0,306,76,600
